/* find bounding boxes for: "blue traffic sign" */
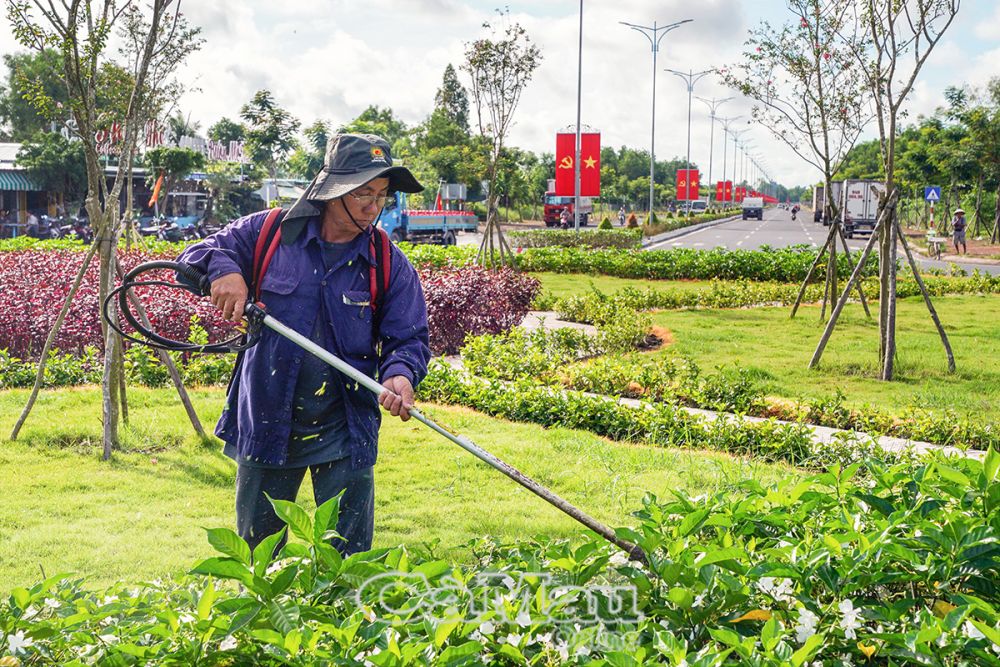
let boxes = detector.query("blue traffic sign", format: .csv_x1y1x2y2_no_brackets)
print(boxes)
924,186,941,202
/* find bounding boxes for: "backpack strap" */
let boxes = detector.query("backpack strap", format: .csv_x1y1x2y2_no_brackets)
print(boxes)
368,226,392,329
251,207,285,302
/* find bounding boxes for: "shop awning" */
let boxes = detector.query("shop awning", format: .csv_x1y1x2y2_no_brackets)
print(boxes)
0,170,42,191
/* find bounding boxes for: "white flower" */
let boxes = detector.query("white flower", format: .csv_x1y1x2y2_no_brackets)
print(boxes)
44,598,60,609
21,606,38,620
838,599,863,640
795,608,820,644
758,577,795,603
514,609,532,628
469,630,484,642
535,632,553,646
179,613,197,624
840,655,854,666
554,639,570,661
963,621,986,640
6,630,34,655
693,593,707,608
362,606,376,623
101,595,118,605
479,620,496,635
609,551,629,567
98,634,119,645
219,636,238,651
575,645,591,657
502,633,522,646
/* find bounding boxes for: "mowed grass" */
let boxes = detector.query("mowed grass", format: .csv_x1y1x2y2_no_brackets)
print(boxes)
650,294,1000,420
531,271,709,301
0,386,798,592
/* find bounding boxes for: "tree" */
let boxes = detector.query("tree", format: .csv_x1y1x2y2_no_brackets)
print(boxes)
207,116,245,144
7,0,203,458
144,145,205,211
435,63,469,132
15,130,87,203
240,89,300,178
165,110,199,145
0,49,68,140
338,106,408,147
725,0,871,324
462,11,541,269
812,0,960,381
287,119,329,181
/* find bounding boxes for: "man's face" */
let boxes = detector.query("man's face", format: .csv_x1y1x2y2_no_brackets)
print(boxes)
339,177,391,227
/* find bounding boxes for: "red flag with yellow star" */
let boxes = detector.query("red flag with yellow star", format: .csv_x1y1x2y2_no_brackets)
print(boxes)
555,132,601,196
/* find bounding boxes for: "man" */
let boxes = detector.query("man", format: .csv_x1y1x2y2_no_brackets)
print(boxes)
952,208,967,255
177,133,431,555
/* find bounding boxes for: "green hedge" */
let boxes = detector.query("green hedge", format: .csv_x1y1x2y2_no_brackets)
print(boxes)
506,228,643,250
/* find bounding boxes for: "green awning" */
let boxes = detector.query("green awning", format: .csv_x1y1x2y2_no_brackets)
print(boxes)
0,170,42,191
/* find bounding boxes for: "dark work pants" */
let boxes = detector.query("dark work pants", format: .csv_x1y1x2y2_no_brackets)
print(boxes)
235,459,374,557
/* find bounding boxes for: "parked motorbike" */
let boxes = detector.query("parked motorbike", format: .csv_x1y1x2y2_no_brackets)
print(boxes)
138,216,183,242
27,215,61,239
56,216,94,243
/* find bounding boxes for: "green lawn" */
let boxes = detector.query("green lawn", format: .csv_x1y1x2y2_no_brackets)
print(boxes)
649,294,1000,420
532,271,709,301
0,386,798,592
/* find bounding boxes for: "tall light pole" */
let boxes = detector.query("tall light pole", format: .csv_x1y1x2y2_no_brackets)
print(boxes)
718,116,743,203
621,18,692,214
696,96,732,206
729,128,749,195
573,0,584,231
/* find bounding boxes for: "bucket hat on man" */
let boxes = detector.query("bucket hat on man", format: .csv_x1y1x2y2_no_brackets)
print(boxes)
305,133,422,201
281,133,423,243
953,208,965,215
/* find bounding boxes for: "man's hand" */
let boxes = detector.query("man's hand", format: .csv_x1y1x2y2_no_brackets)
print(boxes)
210,273,249,322
380,375,414,421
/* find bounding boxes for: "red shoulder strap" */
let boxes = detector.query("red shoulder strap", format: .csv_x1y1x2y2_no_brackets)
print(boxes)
252,207,284,301
368,226,392,319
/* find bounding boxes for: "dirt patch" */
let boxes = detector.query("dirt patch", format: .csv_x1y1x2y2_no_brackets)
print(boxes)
637,325,674,352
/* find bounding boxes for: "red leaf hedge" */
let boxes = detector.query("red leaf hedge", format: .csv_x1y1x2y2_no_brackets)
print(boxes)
0,250,538,359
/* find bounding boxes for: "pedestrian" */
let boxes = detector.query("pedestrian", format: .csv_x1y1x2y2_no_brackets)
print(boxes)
618,205,626,227
177,133,431,556
952,208,967,255
559,207,571,229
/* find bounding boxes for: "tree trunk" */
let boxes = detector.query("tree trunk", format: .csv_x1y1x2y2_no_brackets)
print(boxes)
99,235,121,459
10,240,101,440
993,181,1000,244
972,174,984,237
881,210,898,381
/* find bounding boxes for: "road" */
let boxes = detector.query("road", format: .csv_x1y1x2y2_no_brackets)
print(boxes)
646,207,1000,276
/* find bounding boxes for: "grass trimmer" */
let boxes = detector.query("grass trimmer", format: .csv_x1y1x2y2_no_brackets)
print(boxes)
104,260,648,564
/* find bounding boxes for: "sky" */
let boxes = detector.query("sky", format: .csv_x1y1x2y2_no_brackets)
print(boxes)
1,0,998,189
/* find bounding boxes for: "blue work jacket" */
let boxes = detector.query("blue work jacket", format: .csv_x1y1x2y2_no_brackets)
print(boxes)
177,204,431,469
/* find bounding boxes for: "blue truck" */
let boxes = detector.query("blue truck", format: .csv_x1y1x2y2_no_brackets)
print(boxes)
377,192,479,245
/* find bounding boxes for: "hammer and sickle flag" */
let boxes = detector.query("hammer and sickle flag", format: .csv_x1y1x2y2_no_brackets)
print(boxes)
555,131,601,196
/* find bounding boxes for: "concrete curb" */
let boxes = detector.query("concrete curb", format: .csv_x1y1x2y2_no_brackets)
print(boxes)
642,214,742,248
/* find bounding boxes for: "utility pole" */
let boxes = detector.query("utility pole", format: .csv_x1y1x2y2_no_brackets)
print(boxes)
620,18,692,215
664,68,712,209
696,96,732,207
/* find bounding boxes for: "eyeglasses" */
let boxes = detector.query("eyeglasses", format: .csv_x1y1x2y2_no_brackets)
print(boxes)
347,191,395,208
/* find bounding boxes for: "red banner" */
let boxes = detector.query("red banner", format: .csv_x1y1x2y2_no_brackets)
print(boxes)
716,181,725,201
554,132,601,196
676,169,700,201
735,187,744,202
724,181,733,201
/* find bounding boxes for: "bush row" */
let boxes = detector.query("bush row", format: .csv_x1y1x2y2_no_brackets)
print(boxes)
545,274,1000,323
459,324,998,451
5,452,999,664
417,361,906,471
505,228,643,249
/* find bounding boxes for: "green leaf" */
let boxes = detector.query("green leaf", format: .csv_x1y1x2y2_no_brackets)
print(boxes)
190,557,254,587
678,508,710,537
790,633,824,667
228,602,262,635
197,582,216,620
761,617,781,652
314,491,344,544
972,620,1000,646
985,446,1000,485
10,587,29,610
438,640,483,665
270,564,299,596
205,528,252,565
253,528,286,578
708,626,743,648
935,464,971,488
268,496,314,543
695,546,744,568
250,628,285,646
268,599,301,635
667,587,694,610
434,619,460,648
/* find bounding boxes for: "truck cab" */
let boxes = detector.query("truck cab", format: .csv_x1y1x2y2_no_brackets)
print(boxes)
377,192,479,245
741,197,764,220
543,193,592,227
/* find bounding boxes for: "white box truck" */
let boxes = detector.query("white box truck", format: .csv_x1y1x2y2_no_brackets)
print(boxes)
840,179,883,238
812,181,843,225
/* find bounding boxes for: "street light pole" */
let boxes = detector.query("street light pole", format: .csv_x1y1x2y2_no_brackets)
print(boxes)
664,68,712,209
620,18,692,215
729,128,749,197
718,116,743,204
573,0,584,232
696,96,732,207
